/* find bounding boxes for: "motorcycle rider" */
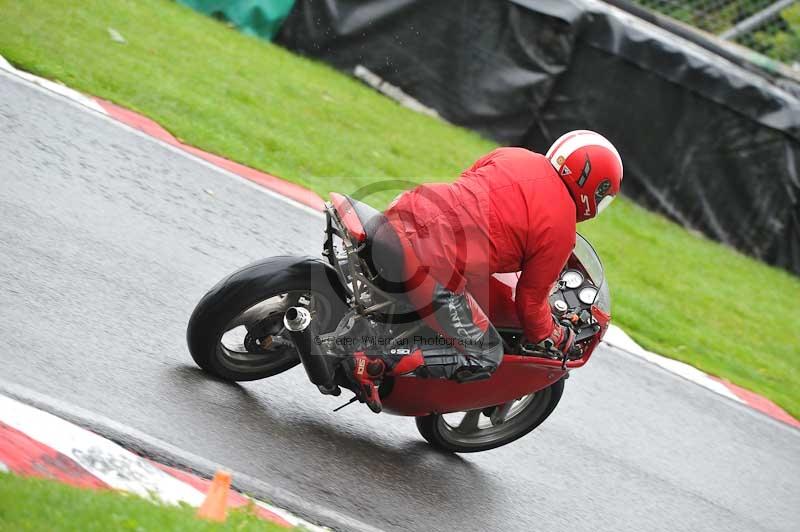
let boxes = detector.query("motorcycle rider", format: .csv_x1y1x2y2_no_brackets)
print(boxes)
351,130,623,412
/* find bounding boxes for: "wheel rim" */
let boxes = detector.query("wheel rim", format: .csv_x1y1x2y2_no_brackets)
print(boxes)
215,290,333,374
435,387,553,448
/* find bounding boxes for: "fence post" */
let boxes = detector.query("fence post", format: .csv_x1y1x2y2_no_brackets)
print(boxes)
719,0,798,40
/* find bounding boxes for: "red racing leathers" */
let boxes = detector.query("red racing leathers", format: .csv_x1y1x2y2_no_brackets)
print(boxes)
385,147,576,343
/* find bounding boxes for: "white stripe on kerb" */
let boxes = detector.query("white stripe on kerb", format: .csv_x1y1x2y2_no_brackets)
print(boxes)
603,326,743,402
0,394,205,505
0,55,108,115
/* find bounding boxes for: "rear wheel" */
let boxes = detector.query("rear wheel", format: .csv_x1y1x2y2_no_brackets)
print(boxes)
415,379,564,453
186,257,347,381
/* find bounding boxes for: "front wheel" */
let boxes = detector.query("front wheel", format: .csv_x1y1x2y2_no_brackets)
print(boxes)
415,379,564,453
186,256,347,382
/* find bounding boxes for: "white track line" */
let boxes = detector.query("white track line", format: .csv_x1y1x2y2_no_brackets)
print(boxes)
0,56,323,220
603,325,743,402
0,56,107,114
255,501,329,532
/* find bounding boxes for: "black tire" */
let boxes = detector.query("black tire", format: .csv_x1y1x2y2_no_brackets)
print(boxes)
415,378,565,453
186,256,347,381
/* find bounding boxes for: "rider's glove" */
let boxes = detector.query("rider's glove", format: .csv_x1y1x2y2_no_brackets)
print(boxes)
544,321,576,354
523,318,575,355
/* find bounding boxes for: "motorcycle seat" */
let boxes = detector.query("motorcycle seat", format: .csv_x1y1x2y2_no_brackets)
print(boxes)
332,193,407,296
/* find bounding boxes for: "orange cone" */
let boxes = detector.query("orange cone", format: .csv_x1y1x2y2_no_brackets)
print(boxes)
196,470,232,522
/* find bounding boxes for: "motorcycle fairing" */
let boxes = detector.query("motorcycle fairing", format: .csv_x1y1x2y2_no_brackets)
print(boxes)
380,305,609,416
381,357,566,416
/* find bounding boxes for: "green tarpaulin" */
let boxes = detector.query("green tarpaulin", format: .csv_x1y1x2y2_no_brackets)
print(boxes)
177,0,295,41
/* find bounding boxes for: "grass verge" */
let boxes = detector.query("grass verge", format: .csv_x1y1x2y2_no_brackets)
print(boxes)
0,0,798,418
0,472,287,531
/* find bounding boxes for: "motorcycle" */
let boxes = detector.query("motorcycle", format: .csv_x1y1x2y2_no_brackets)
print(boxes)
187,193,611,453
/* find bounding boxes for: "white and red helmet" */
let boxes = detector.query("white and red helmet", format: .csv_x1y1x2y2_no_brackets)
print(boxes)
546,130,623,222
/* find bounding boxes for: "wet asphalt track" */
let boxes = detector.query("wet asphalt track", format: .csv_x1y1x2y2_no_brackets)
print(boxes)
1,72,799,532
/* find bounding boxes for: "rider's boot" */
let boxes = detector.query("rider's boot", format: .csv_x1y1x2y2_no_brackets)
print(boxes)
348,346,497,412
348,348,426,413
349,351,386,413
413,348,495,382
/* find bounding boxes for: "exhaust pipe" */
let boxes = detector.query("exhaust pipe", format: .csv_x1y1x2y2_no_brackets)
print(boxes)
284,307,339,395
283,306,312,332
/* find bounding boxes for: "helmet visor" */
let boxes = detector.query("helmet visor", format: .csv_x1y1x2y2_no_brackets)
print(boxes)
596,194,615,214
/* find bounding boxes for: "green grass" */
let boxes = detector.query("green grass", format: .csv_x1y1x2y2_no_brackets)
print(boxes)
0,472,287,531
0,0,798,418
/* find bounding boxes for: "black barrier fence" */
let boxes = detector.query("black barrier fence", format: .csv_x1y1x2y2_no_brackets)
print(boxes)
276,0,800,276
